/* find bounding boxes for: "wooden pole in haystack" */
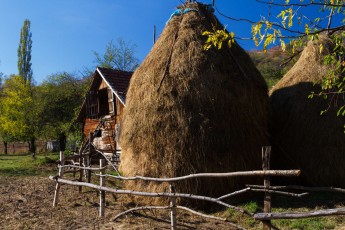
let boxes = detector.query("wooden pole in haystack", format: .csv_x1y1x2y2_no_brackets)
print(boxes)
53,151,64,207
153,25,156,45
99,159,106,217
262,146,272,230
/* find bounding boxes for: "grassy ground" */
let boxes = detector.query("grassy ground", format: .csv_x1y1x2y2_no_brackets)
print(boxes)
0,152,59,177
1,153,345,229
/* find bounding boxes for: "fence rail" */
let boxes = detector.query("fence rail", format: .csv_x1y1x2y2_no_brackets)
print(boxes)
50,147,345,230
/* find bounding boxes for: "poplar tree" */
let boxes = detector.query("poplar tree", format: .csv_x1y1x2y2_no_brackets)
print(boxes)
17,19,33,84
17,19,36,155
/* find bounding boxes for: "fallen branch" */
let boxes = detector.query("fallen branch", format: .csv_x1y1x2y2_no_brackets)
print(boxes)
254,207,345,220
48,176,253,216
101,170,301,182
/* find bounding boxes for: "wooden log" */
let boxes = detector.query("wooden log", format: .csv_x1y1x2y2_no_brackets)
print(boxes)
248,188,308,197
59,165,106,171
53,151,64,207
113,205,246,230
254,207,345,220
79,147,83,193
48,176,253,216
87,132,93,183
170,184,177,230
113,206,170,221
101,169,301,182
216,188,251,201
262,146,271,230
247,184,345,193
99,159,105,217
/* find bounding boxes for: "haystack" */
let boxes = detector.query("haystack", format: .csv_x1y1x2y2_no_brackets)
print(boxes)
270,36,345,187
120,2,269,204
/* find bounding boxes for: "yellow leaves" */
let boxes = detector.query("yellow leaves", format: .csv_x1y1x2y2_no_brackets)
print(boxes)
252,20,286,53
202,29,235,50
252,23,263,46
280,40,287,51
305,23,310,35
319,44,324,54
278,8,294,28
0,75,34,140
264,34,274,52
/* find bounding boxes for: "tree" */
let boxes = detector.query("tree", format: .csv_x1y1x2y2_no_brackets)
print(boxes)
93,38,139,71
35,72,85,151
0,74,13,154
0,75,37,154
17,19,36,155
17,19,33,84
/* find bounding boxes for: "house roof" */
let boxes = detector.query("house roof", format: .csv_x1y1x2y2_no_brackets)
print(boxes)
97,67,132,105
76,67,133,122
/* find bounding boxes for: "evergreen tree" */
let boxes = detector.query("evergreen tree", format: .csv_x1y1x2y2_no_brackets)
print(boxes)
17,19,33,84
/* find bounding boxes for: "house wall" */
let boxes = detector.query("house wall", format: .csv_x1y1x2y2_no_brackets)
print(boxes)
93,117,116,154
82,78,125,155
83,119,99,138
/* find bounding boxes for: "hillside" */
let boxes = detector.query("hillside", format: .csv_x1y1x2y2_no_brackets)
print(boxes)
248,46,296,88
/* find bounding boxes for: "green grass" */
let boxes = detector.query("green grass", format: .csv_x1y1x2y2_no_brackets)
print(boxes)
224,194,345,230
0,152,59,177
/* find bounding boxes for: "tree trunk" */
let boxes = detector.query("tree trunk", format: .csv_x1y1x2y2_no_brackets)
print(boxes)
3,141,8,155
29,137,36,158
59,133,67,152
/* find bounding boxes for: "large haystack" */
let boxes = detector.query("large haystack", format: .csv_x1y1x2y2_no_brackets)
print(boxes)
120,2,269,203
270,36,345,187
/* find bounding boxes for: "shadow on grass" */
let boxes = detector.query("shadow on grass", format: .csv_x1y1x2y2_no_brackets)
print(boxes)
0,168,41,177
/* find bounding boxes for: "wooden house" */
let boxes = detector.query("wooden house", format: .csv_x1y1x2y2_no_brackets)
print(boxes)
76,67,132,160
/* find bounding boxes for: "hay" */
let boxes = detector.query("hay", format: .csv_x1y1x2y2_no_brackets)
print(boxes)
119,3,269,205
270,36,345,187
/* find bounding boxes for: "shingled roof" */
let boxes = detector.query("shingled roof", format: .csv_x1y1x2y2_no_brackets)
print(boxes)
96,67,132,105
76,67,133,122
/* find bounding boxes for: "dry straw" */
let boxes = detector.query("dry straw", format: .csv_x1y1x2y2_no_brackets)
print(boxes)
120,2,269,205
270,36,345,187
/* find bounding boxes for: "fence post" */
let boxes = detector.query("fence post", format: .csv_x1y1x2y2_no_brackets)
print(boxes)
87,132,93,183
169,184,177,230
262,146,272,230
53,151,64,207
79,147,83,193
99,159,105,217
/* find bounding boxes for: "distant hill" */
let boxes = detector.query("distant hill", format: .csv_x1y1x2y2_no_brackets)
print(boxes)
248,46,296,88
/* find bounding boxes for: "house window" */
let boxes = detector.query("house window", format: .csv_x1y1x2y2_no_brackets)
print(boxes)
98,88,109,116
86,91,98,118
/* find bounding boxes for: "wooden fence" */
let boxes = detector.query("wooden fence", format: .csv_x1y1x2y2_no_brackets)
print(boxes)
0,141,46,154
50,147,345,230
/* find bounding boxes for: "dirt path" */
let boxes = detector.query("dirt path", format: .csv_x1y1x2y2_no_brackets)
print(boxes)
0,176,235,229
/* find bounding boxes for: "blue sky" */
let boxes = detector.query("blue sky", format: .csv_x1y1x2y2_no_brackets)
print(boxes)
0,0,324,83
